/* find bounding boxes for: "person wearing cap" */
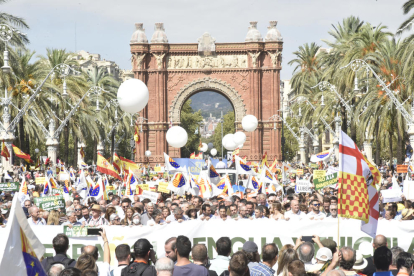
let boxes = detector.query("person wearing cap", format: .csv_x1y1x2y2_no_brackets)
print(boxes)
285,200,306,221
110,213,121,225
122,238,157,276
307,248,333,273
86,204,108,226
242,241,260,270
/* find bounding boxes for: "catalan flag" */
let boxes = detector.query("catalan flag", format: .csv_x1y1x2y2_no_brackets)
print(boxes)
49,177,58,188
80,146,85,159
0,196,46,275
195,152,203,160
1,141,10,161
197,176,212,199
269,157,277,171
35,156,41,169
12,144,33,164
198,139,202,151
172,173,186,188
97,153,122,181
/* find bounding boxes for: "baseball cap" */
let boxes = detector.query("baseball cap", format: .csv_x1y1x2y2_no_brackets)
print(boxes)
134,238,153,254
316,247,332,262
243,241,258,253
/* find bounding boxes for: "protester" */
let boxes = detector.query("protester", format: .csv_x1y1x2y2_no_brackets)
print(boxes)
164,237,177,262
28,206,46,225
209,237,231,276
173,235,209,276
41,234,76,272
242,241,260,269
155,257,174,276
86,205,108,226
276,248,298,276
250,243,278,276
191,244,218,276
122,238,157,276
287,260,307,276
396,252,413,276
110,244,131,276
373,246,393,276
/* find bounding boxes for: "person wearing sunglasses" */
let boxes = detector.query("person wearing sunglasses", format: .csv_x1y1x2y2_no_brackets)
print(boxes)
307,199,326,220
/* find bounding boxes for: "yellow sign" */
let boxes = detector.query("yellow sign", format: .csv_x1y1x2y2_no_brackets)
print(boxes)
154,167,162,172
138,184,149,191
158,182,170,193
296,169,303,176
35,177,46,185
313,170,326,179
107,185,115,190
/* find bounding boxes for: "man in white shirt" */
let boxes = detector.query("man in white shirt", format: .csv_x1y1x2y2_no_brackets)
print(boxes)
199,204,215,220
166,207,189,223
307,199,326,220
210,237,231,275
285,200,306,221
325,204,338,220
110,244,130,276
216,158,227,169
27,206,46,225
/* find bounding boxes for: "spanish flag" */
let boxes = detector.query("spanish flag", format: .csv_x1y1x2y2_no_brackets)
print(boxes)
269,157,277,171
198,139,202,151
120,156,140,174
80,146,85,159
112,153,122,174
96,153,122,180
190,152,196,159
12,144,33,164
261,151,269,167
134,125,141,144
195,152,203,160
1,141,10,161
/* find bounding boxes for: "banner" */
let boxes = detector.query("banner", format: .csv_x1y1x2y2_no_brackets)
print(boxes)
158,182,170,193
295,180,311,193
0,182,19,192
64,226,88,237
314,173,338,191
1,220,413,267
313,170,326,179
35,177,46,185
33,195,65,212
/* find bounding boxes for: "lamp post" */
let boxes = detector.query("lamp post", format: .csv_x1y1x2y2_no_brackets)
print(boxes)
269,113,301,162
0,24,26,73
220,111,223,159
129,138,135,161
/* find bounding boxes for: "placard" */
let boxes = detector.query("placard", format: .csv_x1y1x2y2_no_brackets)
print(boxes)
397,165,409,174
35,177,46,185
140,190,158,203
313,173,338,191
310,163,318,168
296,169,303,176
403,180,414,200
313,170,326,179
381,190,402,203
138,184,149,191
158,182,170,193
51,188,63,195
0,182,19,192
295,180,312,193
34,195,65,212
64,226,88,237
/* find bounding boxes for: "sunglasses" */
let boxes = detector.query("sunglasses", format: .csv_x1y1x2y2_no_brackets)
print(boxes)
331,209,338,211
113,218,120,221
75,209,81,211
313,204,320,206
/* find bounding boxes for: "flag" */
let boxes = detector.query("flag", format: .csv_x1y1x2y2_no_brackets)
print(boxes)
261,152,269,167
235,155,253,175
49,177,58,188
1,141,10,161
12,144,33,164
134,126,141,144
310,149,333,163
168,172,189,196
119,156,140,174
80,146,85,159
190,152,196,159
247,176,260,191
69,167,76,181
75,169,88,200
195,152,203,159
43,178,52,197
261,166,275,183
164,152,186,172
44,157,51,166
269,157,277,171
208,162,220,185
0,196,46,276
89,176,104,200
113,153,122,174
19,178,29,195
215,174,233,196
102,176,109,200
172,173,186,188
197,175,212,199
338,130,379,237
125,172,138,196
80,161,88,169
97,153,122,180
232,148,240,162
198,139,202,151
35,157,41,169
63,180,70,194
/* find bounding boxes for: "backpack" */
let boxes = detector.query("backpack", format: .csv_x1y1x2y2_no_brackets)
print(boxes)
44,256,76,273
121,262,150,276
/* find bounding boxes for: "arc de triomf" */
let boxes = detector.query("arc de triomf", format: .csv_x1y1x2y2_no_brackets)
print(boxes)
130,21,283,164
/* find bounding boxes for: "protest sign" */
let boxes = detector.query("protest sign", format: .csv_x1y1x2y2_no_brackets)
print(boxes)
397,165,409,174
51,188,63,195
140,191,158,203
138,184,149,191
64,226,88,237
381,190,402,203
35,177,46,185
314,173,338,191
158,182,170,193
0,182,19,192
296,169,303,176
295,180,311,193
34,195,65,212
310,163,318,168
403,180,414,200
313,170,326,179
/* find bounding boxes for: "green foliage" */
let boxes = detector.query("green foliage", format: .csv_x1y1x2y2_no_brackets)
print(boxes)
212,111,235,158
189,91,233,119
180,99,203,157
282,117,299,161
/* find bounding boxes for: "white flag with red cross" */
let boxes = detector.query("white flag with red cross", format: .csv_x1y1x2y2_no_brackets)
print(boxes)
338,131,379,237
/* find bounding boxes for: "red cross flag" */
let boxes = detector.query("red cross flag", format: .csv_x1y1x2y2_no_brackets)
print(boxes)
338,131,379,237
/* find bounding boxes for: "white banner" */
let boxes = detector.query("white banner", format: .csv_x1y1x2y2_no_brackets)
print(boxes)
1,220,413,267
295,180,311,193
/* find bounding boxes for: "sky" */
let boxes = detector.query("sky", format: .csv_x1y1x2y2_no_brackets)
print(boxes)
1,0,409,80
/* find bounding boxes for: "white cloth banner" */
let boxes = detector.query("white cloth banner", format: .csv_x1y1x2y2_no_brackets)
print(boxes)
1,220,413,267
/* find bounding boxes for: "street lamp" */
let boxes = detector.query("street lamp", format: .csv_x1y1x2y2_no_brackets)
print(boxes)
0,24,26,74
129,138,135,160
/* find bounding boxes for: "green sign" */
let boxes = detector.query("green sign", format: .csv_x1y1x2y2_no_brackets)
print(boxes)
0,182,19,192
313,173,338,190
52,188,63,195
34,195,65,212
64,226,88,237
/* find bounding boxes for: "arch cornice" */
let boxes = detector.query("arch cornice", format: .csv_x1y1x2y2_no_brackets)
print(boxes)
170,77,246,124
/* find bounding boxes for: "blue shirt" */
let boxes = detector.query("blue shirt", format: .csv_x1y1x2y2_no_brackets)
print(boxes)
373,272,394,276
250,262,275,276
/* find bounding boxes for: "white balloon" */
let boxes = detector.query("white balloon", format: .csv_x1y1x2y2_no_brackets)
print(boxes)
233,131,246,145
224,134,237,150
222,134,231,148
211,148,217,156
166,126,188,148
242,115,258,132
145,150,151,157
201,143,208,152
238,144,244,149
117,79,149,114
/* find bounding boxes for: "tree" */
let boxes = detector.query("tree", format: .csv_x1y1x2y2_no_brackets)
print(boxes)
180,99,203,158
212,111,235,158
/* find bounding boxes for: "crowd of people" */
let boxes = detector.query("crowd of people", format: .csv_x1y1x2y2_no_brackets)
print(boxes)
41,232,413,276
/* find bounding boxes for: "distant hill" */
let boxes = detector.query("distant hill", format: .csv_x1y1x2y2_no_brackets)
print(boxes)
187,91,233,119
